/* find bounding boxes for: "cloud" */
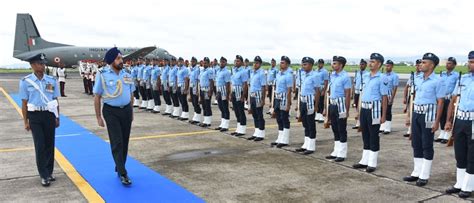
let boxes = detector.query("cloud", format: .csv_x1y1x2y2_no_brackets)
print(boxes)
1,0,473,66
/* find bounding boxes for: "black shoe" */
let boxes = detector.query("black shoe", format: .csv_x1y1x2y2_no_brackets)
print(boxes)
303,150,314,155
189,120,198,124
434,138,442,142
440,139,448,144
214,127,222,130
276,143,288,148
352,126,359,129
48,176,56,182
270,142,279,147
317,120,324,123
445,186,461,194
231,132,238,136
235,133,245,137
352,163,368,169
403,134,410,137
220,128,228,132
61,95,67,97
254,137,264,142
152,111,160,114
266,112,271,115
378,130,384,133
366,167,376,173
162,113,171,115
178,117,188,121
41,178,50,187
295,148,306,152
119,174,132,186
459,191,472,198
383,131,390,135
325,155,337,160
403,176,419,182
199,123,210,127
334,157,345,162
416,179,428,186
247,136,256,140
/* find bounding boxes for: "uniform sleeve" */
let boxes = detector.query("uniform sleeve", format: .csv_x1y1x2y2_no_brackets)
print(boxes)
380,80,389,96
343,76,352,90
286,75,293,88
241,71,249,82
436,79,446,99
93,72,103,95
313,75,321,91
19,80,28,100
323,71,329,81
393,74,399,86
225,72,231,83
260,73,266,87
209,70,215,80
53,79,60,98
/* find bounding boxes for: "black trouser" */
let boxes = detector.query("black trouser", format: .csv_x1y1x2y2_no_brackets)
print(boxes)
139,85,147,101
317,95,325,114
293,88,299,100
200,91,212,116
133,86,140,100
28,111,55,179
59,81,65,96
267,85,273,100
87,79,93,95
411,112,434,160
146,87,153,101
152,90,161,106
231,92,246,125
171,88,180,107
250,96,265,130
453,119,474,173
190,87,201,114
162,85,172,105
330,104,347,143
353,94,360,109
300,102,316,139
386,104,393,121
440,99,450,130
83,77,89,94
102,103,132,175
274,99,290,131
177,87,188,112
217,92,229,119
360,108,380,151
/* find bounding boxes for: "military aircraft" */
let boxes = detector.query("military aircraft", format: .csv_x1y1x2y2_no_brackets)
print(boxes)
13,13,173,68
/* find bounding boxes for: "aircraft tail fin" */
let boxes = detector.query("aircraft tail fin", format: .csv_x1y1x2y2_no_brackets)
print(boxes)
13,13,70,57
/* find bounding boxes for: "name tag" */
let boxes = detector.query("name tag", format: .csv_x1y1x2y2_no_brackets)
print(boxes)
45,83,54,93
123,76,133,84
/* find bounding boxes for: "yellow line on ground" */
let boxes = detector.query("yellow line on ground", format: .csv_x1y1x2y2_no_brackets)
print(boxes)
0,86,104,203
0,147,34,153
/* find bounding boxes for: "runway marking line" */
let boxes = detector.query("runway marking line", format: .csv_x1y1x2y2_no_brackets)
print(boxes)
0,87,104,203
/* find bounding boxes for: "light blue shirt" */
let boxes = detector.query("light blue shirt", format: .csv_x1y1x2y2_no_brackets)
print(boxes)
137,64,145,80
168,65,178,86
354,69,367,93
295,68,305,87
199,67,214,88
275,69,293,94
454,73,474,111
414,72,446,105
231,66,249,86
250,68,266,93
142,65,152,81
315,67,329,88
177,65,189,85
361,71,389,102
19,74,60,107
383,71,399,91
161,65,169,84
189,65,200,86
441,70,460,96
301,70,320,96
93,68,135,107
151,66,161,82
267,66,278,84
215,66,231,87
131,65,138,79
329,70,352,99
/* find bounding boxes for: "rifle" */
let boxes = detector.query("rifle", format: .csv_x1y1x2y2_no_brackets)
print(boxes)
357,70,363,132
269,69,276,118
248,68,252,114
323,74,331,128
296,68,302,122
447,72,462,147
408,71,415,140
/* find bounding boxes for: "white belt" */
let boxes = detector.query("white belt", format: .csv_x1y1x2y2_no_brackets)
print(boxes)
27,104,48,111
457,109,474,121
361,101,373,109
414,104,435,114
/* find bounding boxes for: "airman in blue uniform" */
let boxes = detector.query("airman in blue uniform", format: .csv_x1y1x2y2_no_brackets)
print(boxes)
294,57,321,155
169,57,181,118
143,59,154,111
271,56,294,148
19,53,60,187
444,51,474,198
380,60,399,134
161,58,173,115
325,56,352,162
198,57,215,127
315,59,329,123
150,58,162,113
266,58,278,114
230,55,249,136
130,60,140,107
177,57,190,120
351,59,367,128
403,59,423,137
189,57,202,124
137,58,148,109
403,53,446,186
213,57,231,132
436,57,459,143
247,56,267,141
93,47,135,185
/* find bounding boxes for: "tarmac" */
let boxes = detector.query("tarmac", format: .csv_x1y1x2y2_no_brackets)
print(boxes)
0,72,470,202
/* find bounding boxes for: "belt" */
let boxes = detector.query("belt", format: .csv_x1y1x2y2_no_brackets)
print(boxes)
361,101,373,109
330,98,344,105
27,105,48,111
104,103,131,109
414,104,435,114
457,109,474,121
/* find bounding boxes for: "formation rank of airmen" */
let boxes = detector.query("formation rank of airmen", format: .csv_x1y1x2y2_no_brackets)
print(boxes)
51,50,473,197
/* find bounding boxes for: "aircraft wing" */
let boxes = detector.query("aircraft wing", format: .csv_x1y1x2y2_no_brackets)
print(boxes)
123,46,157,60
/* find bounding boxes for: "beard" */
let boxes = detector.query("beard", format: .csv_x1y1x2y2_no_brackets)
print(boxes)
113,62,124,70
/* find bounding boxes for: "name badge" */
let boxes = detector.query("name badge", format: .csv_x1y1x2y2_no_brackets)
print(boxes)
45,83,54,92
123,76,133,84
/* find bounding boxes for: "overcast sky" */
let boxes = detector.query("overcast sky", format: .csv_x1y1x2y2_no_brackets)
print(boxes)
1,0,473,66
